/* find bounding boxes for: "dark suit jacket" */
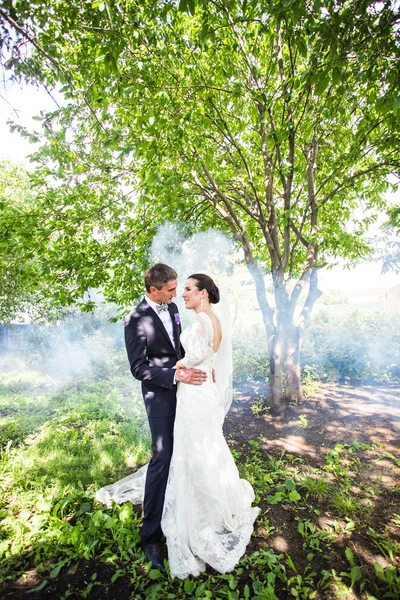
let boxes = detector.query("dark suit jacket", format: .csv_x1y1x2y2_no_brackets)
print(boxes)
124,299,183,418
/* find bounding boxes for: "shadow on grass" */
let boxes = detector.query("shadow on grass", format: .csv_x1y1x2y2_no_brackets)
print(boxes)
225,379,400,598
1,374,399,599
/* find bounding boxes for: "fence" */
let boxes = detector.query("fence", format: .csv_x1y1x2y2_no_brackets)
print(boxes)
0,325,30,352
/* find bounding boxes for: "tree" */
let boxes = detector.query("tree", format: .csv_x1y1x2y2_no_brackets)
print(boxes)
368,204,400,275
1,0,399,407
380,205,400,274
0,159,67,322
0,159,41,321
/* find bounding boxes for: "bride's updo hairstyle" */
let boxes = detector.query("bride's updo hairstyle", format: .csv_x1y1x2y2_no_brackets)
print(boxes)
189,274,220,304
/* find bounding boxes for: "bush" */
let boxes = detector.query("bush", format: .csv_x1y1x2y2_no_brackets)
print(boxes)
5,304,400,386
233,322,268,381
232,308,400,384
302,308,400,382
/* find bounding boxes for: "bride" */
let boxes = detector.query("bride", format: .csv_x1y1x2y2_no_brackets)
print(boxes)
97,273,259,579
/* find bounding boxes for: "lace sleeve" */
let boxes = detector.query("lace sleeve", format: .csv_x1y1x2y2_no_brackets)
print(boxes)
180,313,212,369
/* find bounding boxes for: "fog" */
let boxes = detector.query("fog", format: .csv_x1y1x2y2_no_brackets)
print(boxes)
0,224,399,392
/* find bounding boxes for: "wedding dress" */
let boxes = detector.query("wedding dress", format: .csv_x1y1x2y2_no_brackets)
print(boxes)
161,311,259,578
96,311,259,579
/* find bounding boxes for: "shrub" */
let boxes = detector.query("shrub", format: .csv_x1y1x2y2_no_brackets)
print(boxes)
302,308,400,382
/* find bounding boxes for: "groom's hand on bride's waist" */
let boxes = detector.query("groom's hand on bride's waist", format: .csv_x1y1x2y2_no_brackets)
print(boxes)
175,367,207,385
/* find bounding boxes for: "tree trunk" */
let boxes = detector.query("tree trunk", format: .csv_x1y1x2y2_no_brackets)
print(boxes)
246,262,319,410
245,259,285,410
283,321,303,401
269,328,285,411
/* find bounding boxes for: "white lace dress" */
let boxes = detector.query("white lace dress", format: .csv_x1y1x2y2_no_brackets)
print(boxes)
161,312,259,579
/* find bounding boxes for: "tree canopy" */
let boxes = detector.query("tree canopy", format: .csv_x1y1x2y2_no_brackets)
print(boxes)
1,1,398,303
1,0,399,400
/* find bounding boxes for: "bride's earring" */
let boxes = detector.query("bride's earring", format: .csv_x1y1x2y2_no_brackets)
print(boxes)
200,297,204,311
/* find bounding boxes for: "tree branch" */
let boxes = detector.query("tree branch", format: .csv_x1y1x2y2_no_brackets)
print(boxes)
0,8,107,133
319,161,396,207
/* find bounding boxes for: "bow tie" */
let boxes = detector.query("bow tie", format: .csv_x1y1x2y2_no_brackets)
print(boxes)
157,303,169,313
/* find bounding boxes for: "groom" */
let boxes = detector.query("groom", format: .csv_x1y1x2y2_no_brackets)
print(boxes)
124,263,207,572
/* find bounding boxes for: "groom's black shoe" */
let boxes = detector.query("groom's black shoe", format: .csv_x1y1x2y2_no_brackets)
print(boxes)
143,541,167,573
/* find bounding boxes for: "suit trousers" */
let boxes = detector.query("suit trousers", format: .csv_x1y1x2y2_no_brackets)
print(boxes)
139,414,175,543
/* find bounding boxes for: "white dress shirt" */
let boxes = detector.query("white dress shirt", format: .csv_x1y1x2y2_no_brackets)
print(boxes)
145,296,175,348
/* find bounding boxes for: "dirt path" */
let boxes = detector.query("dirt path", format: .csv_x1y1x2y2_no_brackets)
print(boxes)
225,381,400,463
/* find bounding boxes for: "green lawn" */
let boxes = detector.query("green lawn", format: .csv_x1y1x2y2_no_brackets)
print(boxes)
0,361,399,599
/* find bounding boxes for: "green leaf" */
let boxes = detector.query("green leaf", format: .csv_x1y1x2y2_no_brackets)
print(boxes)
119,503,132,524
228,574,237,589
146,170,162,186
0,540,10,556
104,516,116,528
195,583,207,597
345,547,354,566
37,499,52,512
314,75,330,96
373,562,384,579
29,579,48,592
350,566,362,586
332,66,341,86
284,479,296,491
76,502,92,517
50,560,66,579
287,555,296,572
296,37,307,57
148,569,162,579
267,492,285,504
289,490,301,502
184,579,196,594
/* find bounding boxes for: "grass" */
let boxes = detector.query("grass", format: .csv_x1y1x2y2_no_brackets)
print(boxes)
300,475,329,500
0,362,400,599
330,489,362,515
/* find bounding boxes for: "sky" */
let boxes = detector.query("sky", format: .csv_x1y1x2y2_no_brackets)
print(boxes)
1,80,399,294
0,79,59,162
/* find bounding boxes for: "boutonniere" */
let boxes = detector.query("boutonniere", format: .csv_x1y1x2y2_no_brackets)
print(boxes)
174,313,181,325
